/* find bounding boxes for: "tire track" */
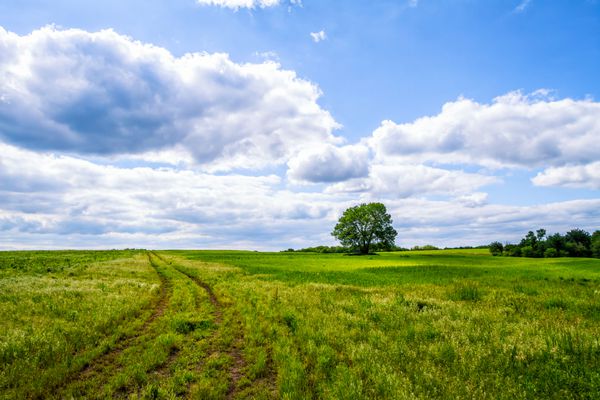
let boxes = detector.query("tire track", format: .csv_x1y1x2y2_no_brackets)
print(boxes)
50,252,172,398
144,252,220,384
226,329,245,400
151,252,247,399
152,252,222,324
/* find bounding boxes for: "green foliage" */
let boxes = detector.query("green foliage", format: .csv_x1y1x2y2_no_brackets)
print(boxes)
331,202,397,254
547,233,566,253
284,245,348,253
521,245,535,258
489,241,504,256
498,228,598,259
592,231,600,258
504,244,521,257
411,244,439,251
544,248,558,258
565,229,592,257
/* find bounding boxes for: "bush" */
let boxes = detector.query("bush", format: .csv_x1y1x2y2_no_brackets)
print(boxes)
591,230,600,258
412,245,439,251
544,248,558,258
505,244,521,257
565,242,590,257
521,246,535,258
489,241,504,256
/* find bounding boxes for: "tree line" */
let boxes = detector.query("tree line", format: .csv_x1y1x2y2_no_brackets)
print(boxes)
490,229,600,258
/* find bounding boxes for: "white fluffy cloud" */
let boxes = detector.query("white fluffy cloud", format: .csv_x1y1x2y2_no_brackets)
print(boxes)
287,144,370,183
0,26,340,170
370,91,600,169
326,164,497,198
1,26,597,250
384,197,600,248
310,30,327,43
1,140,597,250
532,162,600,189
196,0,281,10
369,91,600,189
0,142,341,249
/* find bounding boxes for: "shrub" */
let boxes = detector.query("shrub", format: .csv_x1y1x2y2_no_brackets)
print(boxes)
489,241,504,256
591,230,600,258
521,245,535,258
505,244,521,257
544,248,558,258
412,245,439,251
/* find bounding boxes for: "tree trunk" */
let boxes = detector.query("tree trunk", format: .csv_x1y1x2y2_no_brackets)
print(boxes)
360,243,369,254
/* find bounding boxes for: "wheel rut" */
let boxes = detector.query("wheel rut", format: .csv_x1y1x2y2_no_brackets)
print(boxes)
151,252,247,399
49,252,172,397
152,252,222,325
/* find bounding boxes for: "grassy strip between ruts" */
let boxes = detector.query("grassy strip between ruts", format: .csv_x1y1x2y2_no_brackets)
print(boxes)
57,252,219,399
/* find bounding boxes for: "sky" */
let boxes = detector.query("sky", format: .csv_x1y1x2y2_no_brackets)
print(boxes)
0,0,599,250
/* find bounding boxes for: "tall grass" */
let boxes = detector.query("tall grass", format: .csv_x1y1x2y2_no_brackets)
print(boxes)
169,249,600,399
1,249,599,399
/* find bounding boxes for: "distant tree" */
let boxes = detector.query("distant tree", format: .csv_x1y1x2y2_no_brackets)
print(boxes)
565,229,592,257
546,233,565,253
412,245,439,251
521,245,535,258
520,231,537,248
332,203,397,255
536,229,547,241
544,248,558,258
501,228,596,258
592,230,600,258
489,241,504,256
504,244,521,257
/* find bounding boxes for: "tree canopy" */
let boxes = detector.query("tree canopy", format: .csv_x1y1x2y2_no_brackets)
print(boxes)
490,228,600,258
331,202,397,255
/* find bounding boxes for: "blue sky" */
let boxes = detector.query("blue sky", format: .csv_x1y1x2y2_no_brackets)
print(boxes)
0,0,599,249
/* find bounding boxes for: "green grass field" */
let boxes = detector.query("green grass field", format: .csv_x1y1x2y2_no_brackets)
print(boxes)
1,249,599,399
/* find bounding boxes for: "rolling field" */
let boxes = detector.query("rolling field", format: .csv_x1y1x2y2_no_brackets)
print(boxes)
1,249,599,399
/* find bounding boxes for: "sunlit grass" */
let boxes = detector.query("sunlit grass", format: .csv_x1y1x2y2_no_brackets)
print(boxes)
1,249,599,399
169,249,600,399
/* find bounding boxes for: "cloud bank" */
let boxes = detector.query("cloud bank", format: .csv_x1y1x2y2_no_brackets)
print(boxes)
0,26,340,170
0,25,598,250
368,91,600,189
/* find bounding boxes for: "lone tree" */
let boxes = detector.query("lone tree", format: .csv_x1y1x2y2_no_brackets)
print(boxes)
332,202,397,254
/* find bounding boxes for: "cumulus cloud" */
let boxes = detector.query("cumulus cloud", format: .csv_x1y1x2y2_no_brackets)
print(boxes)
385,197,600,248
1,140,598,250
456,192,489,208
532,162,600,189
310,30,327,43
0,142,344,248
0,26,340,170
326,164,497,198
0,26,597,250
287,144,370,183
370,91,600,177
196,0,281,10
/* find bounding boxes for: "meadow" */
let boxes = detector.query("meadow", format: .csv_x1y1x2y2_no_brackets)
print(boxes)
1,249,599,399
